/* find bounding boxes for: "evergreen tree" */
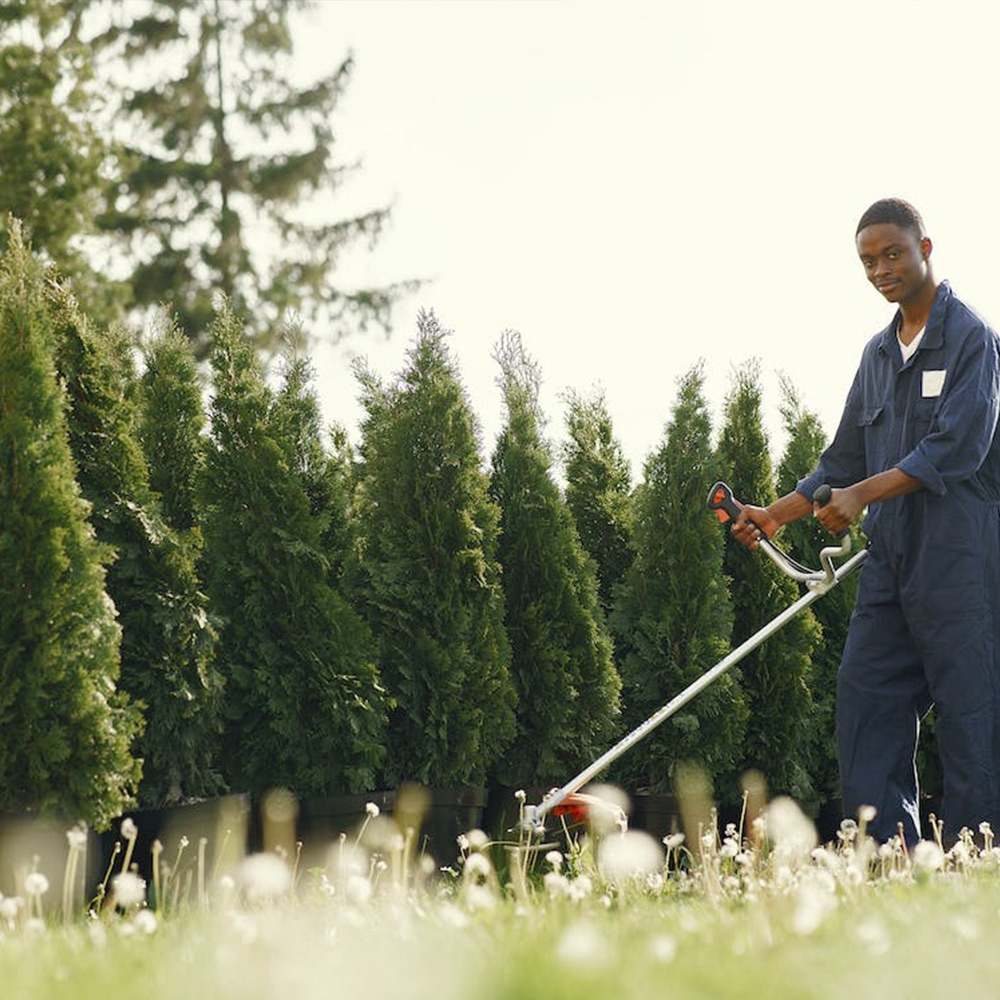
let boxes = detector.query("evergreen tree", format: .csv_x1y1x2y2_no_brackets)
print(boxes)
773,377,850,810
0,222,141,828
48,284,222,806
139,318,208,534
717,362,820,806
350,310,515,787
611,365,747,795
201,301,386,795
92,0,413,354
562,388,634,617
489,334,622,787
0,0,123,324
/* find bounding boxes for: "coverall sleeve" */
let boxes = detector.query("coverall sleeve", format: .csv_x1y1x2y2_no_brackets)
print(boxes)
897,330,1000,495
795,368,868,501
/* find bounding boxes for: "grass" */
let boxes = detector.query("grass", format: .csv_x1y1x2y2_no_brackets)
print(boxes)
3,791,1000,999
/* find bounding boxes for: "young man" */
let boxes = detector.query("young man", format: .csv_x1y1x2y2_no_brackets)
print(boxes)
732,198,1000,844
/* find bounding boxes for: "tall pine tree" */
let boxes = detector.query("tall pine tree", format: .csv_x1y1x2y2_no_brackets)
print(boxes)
489,333,621,788
0,222,141,828
717,362,819,807
350,311,515,788
611,364,747,796
0,0,123,325
92,0,413,354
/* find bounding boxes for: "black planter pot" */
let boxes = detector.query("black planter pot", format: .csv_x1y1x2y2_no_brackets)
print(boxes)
98,794,251,894
292,789,397,870
394,785,487,866
0,811,104,907
629,791,683,843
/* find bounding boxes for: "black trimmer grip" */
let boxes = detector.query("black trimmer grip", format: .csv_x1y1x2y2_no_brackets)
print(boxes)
812,484,848,538
813,484,832,507
707,481,743,525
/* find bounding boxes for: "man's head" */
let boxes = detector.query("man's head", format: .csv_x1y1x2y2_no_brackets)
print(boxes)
855,198,934,306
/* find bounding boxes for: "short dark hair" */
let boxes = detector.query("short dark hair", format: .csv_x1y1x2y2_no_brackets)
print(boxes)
856,198,926,238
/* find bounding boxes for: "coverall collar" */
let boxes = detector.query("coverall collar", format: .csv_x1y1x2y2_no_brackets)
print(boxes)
877,280,951,357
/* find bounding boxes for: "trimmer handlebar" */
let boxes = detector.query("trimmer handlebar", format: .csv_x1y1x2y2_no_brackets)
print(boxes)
706,481,852,592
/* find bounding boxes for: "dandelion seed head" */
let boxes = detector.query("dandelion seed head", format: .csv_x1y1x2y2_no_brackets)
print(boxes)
463,853,492,880
912,839,945,872
856,918,890,956
365,802,380,818
0,897,21,921
556,920,611,967
544,871,570,898
663,833,685,850
239,853,291,902
456,833,470,851
764,797,817,859
112,872,146,909
132,909,158,935
545,850,563,871
467,829,489,850
66,825,88,851
23,872,49,897
858,804,877,823
345,874,372,906
120,818,138,841
514,789,527,803
598,830,664,882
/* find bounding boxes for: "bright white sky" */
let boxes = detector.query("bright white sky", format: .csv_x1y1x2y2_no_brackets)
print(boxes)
293,0,1000,481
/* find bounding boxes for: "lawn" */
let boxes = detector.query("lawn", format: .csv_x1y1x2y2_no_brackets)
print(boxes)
2,792,999,1000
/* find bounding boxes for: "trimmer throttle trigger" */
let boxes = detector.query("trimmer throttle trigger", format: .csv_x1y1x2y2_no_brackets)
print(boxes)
706,482,743,525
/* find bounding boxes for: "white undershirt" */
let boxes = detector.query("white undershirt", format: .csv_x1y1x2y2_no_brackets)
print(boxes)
898,326,925,363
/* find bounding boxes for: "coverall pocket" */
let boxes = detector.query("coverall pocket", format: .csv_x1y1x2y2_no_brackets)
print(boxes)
859,405,886,468
912,398,937,442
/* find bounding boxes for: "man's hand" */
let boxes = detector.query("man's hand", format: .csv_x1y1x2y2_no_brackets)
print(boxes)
813,486,865,536
731,505,780,550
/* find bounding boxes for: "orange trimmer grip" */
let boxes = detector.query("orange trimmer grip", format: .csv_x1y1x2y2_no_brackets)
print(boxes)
706,481,743,524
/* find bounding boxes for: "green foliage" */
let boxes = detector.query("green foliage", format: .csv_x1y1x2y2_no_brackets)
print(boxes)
0,222,141,828
717,362,819,806
49,284,223,806
91,0,414,354
139,320,208,534
774,377,855,810
562,388,634,617
0,1,124,325
201,301,387,795
489,333,621,786
611,364,747,795
350,311,515,787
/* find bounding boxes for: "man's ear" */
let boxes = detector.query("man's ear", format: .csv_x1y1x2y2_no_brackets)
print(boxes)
920,236,933,261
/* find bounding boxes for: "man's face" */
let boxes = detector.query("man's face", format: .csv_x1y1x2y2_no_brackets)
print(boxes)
856,222,932,305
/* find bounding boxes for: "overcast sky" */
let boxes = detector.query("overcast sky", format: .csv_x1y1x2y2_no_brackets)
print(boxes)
291,0,1000,481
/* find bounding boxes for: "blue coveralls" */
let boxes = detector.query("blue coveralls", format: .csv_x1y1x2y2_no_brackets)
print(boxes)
797,281,1000,844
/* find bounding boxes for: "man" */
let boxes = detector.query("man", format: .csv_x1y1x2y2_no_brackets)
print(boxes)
732,198,1000,844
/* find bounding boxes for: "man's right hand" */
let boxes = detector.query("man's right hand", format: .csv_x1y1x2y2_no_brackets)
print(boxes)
730,505,780,550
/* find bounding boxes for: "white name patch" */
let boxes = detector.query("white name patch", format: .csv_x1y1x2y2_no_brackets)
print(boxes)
922,369,946,398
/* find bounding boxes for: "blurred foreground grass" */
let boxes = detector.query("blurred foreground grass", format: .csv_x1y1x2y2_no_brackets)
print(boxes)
3,791,1000,999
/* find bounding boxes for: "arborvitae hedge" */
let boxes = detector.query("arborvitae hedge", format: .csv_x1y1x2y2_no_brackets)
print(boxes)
0,223,141,828
48,285,223,806
351,311,516,787
489,333,621,787
201,302,387,796
612,365,747,796
717,363,819,806
562,388,634,618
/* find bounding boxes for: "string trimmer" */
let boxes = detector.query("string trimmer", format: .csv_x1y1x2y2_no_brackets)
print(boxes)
520,482,868,834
